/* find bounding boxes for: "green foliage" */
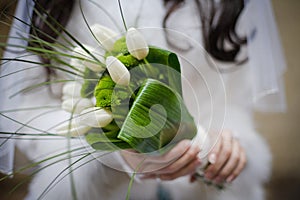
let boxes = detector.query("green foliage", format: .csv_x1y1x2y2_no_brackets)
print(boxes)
81,68,100,98
94,74,115,107
90,44,194,154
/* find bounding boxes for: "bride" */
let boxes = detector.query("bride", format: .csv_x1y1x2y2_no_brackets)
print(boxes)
0,0,286,199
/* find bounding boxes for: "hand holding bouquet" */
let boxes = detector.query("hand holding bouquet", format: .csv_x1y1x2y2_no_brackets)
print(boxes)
55,23,228,191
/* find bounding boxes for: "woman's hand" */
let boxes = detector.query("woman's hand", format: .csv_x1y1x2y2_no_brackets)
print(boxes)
142,140,202,180
121,130,247,183
204,130,247,183
121,140,201,180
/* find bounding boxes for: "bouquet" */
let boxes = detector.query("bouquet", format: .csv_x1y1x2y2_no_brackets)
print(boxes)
58,25,197,154
0,1,223,199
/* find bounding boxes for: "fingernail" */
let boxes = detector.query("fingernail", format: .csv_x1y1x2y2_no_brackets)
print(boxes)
226,175,234,183
208,153,216,164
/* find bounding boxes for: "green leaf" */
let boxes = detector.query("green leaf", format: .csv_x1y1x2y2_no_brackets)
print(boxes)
111,37,129,55
146,46,180,73
116,54,140,68
117,79,196,154
146,46,182,95
94,74,115,107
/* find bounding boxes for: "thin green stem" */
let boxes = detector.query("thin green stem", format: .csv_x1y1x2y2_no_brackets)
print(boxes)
0,105,60,113
8,79,74,98
0,108,61,148
88,0,122,32
37,151,93,200
0,113,57,135
0,147,85,182
9,149,90,194
67,112,78,200
78,0,106,51
126,158,146,200
118,0,128,31
41,151,112,198
1,57,84,77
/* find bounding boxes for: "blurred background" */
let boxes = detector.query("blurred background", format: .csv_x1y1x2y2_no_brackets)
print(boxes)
255,0,300,199
0,0,299,199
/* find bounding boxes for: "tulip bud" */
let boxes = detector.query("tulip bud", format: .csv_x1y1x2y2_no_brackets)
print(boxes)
79,107,113,127
62,98,94,114
91,24,118,51
56,121,91,137
126,27,149,60
71,44,104,72
106,56,130,86
62,82,82,100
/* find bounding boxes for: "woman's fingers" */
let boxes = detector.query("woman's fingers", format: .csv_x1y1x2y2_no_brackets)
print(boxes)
207,133,222,164
121,140,192,173
213,139,240,183
159,158,201,181
226,147,247,183
205,130,233,180
132,130,247,182
142,140,201,180
156,142,200,174
204,130,247,184
157,140,191,164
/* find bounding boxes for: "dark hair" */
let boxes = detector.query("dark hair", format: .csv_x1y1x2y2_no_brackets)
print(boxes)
29,0,74,86
30,0,246,74
164,0,246,62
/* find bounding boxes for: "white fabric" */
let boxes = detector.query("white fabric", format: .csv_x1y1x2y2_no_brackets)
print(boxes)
244,0,287,112
0,0,283,199
0,0,34,174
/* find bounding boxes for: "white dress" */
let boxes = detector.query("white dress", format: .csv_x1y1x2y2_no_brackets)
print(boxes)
1,0,272,199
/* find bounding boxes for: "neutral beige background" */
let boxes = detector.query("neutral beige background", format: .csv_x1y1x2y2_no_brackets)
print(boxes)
254,0,300,199
0,0,300,199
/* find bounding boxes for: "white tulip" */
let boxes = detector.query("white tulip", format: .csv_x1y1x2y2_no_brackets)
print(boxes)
106,56,130,86
62,82,82,99
126,27,149,60
91,24,118,51
62,98,94,114
56,121,91,137
79,107,113,128
71,44,104,72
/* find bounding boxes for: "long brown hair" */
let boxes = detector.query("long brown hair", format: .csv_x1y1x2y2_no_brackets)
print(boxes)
29,0,75,80
164,0,246,62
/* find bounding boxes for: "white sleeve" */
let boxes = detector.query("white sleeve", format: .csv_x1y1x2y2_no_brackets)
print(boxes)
0,0,35,174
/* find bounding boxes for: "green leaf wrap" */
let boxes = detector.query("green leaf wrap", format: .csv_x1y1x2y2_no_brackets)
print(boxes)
117,79,196,153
